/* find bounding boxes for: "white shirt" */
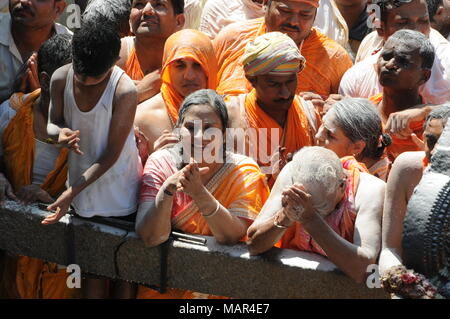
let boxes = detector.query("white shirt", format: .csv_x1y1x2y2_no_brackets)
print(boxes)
0,13,71,103
314,0,351,55
199,0,265,39
0,98,16,156
183,0,208,29
339,29,450,104
63,66,142,218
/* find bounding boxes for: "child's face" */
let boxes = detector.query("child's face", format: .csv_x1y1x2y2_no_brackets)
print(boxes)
376,41,426,90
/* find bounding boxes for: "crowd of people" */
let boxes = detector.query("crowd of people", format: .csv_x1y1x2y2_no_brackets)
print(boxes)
0,0,449,299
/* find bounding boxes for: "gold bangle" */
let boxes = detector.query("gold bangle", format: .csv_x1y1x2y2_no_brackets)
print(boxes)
273,211,290,229
202,200,220,218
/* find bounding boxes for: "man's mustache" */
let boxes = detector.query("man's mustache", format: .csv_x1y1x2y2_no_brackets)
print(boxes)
12,4,35,17
281,24,301,32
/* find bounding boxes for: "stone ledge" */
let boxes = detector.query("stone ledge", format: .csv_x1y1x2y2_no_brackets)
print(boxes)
0,202,387,298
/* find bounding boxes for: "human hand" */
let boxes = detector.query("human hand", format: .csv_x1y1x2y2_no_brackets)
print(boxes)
323,94,344,116
300,91,325,115
58,128,83,155
270,146,288,181
13,53,40,93
153,129,179,152
41,189,74,225
16,184,53,205
134,126,149,163
0,173,18,203
385,107,428,139
411,133,425,151
281,184,315,224
177,158,210,198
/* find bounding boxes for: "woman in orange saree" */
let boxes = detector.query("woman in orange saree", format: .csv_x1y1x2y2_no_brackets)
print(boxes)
135,89,270,299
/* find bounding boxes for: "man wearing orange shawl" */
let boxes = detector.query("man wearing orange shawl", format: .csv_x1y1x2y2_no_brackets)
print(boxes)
247,147,385,283
116,0,185,103
134,29,218,156
213,0,353,98
226,32,319,187
0,34,80,298
368,30,436,161
379,105,450,276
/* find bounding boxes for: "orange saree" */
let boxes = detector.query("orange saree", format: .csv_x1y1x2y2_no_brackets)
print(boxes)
137,149,269,298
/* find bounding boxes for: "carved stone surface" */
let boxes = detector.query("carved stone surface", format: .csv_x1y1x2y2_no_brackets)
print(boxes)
403,122,450,297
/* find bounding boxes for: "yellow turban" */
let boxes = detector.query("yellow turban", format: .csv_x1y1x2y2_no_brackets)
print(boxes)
241,32,306,77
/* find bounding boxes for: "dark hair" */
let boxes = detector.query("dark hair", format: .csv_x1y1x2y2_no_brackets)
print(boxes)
332,98,392,160
177,89,229,131
378,0,428,21
83,0,131,33
72,18,121,77
426,0,443,20
386,29,435,69
425,104,450,128
170,0,185,15
38,34,72,76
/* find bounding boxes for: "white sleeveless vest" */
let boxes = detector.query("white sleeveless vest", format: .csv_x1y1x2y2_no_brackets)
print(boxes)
63,66,142,217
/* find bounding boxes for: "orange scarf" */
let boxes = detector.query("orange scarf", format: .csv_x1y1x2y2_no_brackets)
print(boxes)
160,29,218,125
124,44,145,81
214,18,353,97
369,93,425,160
2,89,68,196
277,156,366,256
245,89,315,186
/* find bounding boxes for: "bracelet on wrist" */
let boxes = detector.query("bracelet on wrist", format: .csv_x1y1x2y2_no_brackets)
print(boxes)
163,188,174,196
273,211,291,229
202,200,220,218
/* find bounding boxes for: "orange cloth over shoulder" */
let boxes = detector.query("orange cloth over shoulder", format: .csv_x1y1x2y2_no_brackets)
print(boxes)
244,89,317,186
213,18,353,97
160,29,218,125
369,93,424,161
276,156,367,256
2,90,79,299
2,89,68,196
124,38,145,81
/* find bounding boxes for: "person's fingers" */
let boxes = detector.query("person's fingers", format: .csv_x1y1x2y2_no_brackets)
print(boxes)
198,167,210,175
411,133,425,150
42,209,64,225
5,184,18,201
385,116,393,133
38,190,54,204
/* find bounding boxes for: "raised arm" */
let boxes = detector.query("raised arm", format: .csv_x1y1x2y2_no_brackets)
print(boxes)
43,75,138,224
379,152,424,275
246,162,294,255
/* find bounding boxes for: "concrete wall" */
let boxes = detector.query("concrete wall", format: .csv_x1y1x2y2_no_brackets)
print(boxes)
0,202,387,299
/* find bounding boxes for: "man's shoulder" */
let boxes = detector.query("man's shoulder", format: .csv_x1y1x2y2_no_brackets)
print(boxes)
392,151,425,174
309,28,351,59
52,64,72,84
136,93,165,118
215,18,262,45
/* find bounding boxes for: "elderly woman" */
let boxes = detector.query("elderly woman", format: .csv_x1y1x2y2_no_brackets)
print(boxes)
315,98,392,181
135,89,270,298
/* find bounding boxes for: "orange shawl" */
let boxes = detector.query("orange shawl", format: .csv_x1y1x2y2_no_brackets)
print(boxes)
124,39,145,81
369,93,425,161
2,90,68,196
160,29,218,125
213,18,353,97
245,89,316,186
277,156,366,256
138,152,269,299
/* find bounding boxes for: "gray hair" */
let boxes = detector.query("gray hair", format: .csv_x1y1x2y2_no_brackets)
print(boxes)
425,104,450,128
82,0,131,31
177,89,229,131
290,146,344,198
331,98,391,160
386,29,435,70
